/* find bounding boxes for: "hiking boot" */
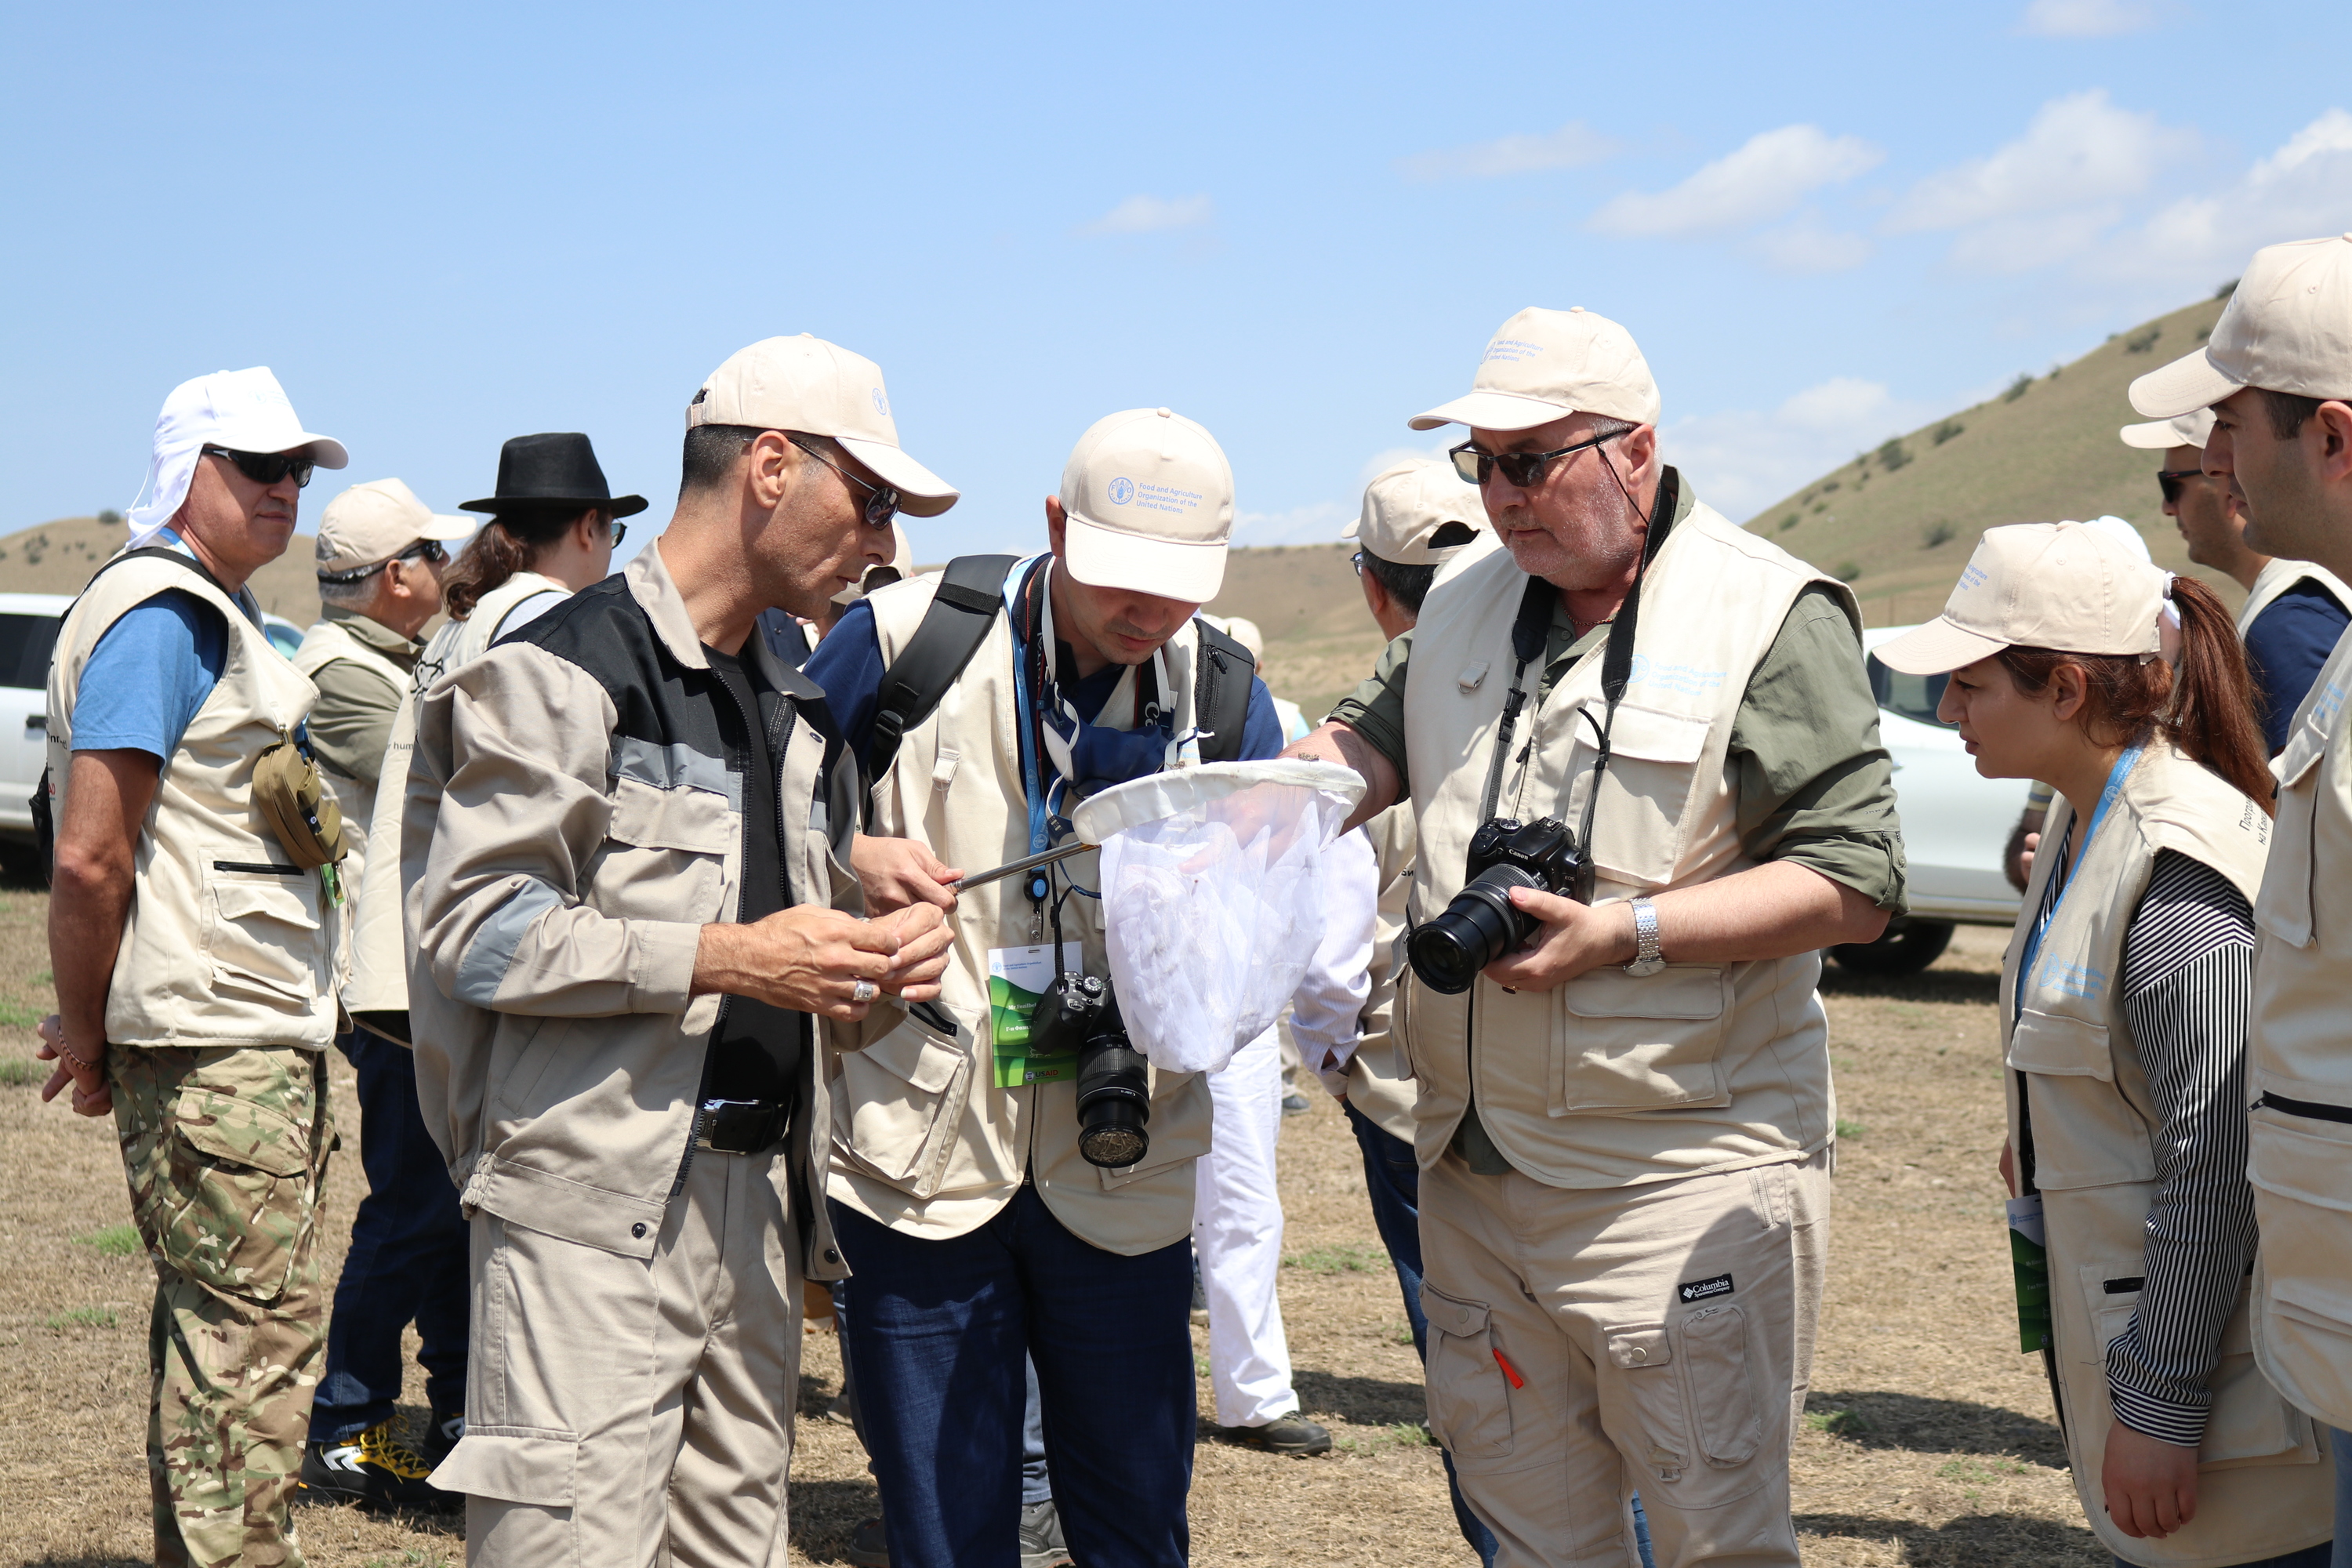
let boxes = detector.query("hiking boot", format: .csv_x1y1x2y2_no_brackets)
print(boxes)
298,1418,456,1512
843,1515,891,1567
421,1410,465,1470
1019,1499,1074,1568
1280,1092,1311,1117
1229,1411,1333,1456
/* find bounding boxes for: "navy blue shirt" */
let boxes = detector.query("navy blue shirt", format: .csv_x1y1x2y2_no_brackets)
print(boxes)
2244,579,2351,755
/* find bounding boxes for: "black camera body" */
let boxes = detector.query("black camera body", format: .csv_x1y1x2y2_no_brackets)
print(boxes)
1029,971,1152,1169
1406,816,1584,996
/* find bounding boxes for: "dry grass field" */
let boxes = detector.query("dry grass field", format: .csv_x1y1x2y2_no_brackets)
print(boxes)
0,862,2111,1567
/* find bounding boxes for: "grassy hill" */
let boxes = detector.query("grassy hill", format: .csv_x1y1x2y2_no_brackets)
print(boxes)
0,517,326,621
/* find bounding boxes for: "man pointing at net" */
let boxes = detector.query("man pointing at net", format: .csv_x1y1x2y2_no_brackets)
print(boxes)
805,408,1284,1568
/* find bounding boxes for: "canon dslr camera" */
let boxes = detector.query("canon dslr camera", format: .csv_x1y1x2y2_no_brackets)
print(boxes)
1406,816,1583,996
1028,971,1153,1169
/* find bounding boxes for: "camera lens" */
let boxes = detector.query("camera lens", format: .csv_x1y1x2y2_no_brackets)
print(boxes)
1076,1041,1153,1169
1406,865,1539,995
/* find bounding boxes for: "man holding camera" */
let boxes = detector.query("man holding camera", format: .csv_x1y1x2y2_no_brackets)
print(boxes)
1290,308,1904,1566
804,407,1283,1568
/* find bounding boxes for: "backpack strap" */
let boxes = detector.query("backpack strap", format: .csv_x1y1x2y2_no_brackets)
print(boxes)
1192,619,1256,764
866,554,1020,779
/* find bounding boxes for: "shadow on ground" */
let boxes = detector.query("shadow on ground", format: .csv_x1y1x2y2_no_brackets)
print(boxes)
1817,964,2001,1007
1806,1389,2067,1465
1798,1510,2101,1565
1290,1367,1429,1428
789,1476,883,1564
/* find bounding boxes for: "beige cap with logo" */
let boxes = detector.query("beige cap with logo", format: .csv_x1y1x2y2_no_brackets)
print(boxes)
315,478,476,579
1346,456,1488,564
1876,522,2165,675
2120,409,2214,450
1410,307,1661,433
1058,407,1235,602
688,335,960,517
2131,234,2352,418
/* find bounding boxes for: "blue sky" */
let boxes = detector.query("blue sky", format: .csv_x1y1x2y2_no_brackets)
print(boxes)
5,1,2350,564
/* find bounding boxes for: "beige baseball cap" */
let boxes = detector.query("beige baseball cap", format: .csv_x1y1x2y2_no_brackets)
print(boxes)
1410,307,1661,434
688,335,959,517
2119,409,2214,450
1876,522,2165,676
1058,407,1235,602
1345,456,1488,564
314,478,476,579
2131,234,2352,418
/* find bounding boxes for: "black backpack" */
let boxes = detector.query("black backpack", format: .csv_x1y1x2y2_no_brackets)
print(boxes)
863,554,1257,782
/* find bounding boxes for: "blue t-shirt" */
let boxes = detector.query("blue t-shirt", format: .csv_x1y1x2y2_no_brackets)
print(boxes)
2244,579,2351,754
805,596,1285,782
72,589,231,763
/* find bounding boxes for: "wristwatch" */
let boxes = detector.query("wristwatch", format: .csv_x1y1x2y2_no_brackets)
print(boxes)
1624,897,1665,978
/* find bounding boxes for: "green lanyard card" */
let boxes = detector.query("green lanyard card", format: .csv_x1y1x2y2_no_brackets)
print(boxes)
989,943,1086,1088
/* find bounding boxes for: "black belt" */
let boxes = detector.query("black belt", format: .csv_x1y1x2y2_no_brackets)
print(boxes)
693,1098,789,1154
2258,1091,2352,1126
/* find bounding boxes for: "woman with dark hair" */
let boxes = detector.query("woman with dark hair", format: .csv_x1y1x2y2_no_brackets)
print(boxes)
1879,522,2332,1567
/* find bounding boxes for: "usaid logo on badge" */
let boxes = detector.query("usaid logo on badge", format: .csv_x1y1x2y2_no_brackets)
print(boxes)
1108,477,1134,506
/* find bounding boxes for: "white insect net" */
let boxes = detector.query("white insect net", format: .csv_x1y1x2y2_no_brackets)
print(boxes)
1069,760,1364,1075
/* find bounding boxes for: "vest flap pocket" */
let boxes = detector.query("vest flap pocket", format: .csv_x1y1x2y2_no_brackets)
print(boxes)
2205,1283,2319,1471
606,774,733,855
2008,1008,2113,1082
1550,967,1730,1115
205,867,325,1004
1563,964,1726,1022
833,1007,973,1198
857,1007,967,1094
2248,1112,2352,1347
1600,703,1712,765
430,1427,579,1507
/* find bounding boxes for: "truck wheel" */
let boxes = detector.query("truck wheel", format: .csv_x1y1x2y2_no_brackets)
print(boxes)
1830,917,1955,977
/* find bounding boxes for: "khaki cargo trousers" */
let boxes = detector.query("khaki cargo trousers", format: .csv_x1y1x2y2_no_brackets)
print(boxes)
1418,1148,1829,1568
434,1146,803,1568
111,1044,334,1568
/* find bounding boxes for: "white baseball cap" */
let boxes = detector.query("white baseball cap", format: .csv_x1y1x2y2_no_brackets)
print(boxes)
127,367,348,547
315,479,477,579
1410,307,1662,434
1058,407,1235,602
1876,522,2166,675
2120,409,2214,450
1346,456,1488,564
2131,234,2352,418
688,335,959,517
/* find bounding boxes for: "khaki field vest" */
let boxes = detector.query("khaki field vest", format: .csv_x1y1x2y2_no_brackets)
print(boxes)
45,554,337,1049
347,572,570,1019
2236,557,2351,637
1345,804,1419,1142
292,615,409,991
1399,505,1849,1187
834,563,1217,1254
2002,743,2328,1565
2248,622,2352,1431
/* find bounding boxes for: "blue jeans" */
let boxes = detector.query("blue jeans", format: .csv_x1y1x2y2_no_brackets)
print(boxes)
307,1029,470,1441
831,1185,1193,1568
835,1283,1054,1507
1346,1101,1656,1568
2335,1423,2350,1568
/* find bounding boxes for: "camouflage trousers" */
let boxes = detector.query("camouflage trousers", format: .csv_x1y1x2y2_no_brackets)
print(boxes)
111,1044,335,1568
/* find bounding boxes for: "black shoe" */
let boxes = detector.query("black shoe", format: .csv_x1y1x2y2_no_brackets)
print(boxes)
844,1515,891,1568
1279,1093,1310,1117
422,1410,464,1470
1020,1499,1073,1568
1229,1412,1333,1456
299,1418,458,1512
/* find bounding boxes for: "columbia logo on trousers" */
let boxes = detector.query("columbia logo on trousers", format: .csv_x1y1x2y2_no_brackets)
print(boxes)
1677,1273,1733,1304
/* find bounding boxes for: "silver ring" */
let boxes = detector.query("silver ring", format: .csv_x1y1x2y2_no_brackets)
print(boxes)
851,979,879,1003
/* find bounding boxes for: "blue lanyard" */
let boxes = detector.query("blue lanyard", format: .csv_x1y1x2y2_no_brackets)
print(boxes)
1004,553,1055,856
2016,745,2142,1006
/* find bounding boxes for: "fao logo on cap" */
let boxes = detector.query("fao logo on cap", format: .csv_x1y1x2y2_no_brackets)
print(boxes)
1108,477,1134,506
871,387,889,416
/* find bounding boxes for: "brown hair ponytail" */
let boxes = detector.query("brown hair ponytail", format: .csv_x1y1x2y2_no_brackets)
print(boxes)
1997,575,2273,815
441,509,583,621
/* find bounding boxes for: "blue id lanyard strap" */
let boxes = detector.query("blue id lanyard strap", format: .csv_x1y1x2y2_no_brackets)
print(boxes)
1004,553,1055,856
2016,744,2143,1005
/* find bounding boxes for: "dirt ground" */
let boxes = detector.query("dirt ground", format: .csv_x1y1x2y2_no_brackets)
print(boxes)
0,872,2110,1566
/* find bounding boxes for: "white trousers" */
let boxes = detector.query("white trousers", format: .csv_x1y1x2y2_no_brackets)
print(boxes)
1193,1025,1297,1428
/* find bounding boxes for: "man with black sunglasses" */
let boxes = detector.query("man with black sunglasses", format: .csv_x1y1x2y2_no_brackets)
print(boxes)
1287,307,1904,1567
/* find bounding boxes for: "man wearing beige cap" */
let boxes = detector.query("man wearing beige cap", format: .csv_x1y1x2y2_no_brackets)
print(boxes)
1290,308,1904,1566
2132,231,2352,1546
804,407,1282,1568
407,334,954,1566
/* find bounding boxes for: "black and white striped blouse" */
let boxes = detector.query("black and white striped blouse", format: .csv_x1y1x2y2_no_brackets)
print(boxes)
2030,837,2257,1446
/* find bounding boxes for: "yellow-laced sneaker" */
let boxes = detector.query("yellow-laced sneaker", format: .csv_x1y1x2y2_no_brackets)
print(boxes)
299,1417,457,1512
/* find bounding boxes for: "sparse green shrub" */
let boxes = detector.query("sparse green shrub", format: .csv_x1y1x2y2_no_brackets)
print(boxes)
0,1001,41,1027
2216,278,2239,299
96,509,123,526
1835,561,1863,582
1780,514,1799,532
1811,502,1828,514
45,1306,117,1330
1924,521,1955,549
1283,1243,1381,1275
1820,480,1840,494
2125,326,2161,354
2003,374,2033,403
1804,1406,1870,1437
1835,1117,1866,1140
0,1058,32,1087
1875,438,1911,472
76,1223,142,1257
1931,419,1965,446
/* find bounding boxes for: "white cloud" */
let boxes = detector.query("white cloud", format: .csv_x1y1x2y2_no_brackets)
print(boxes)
1080,194,1214,236
2081,108,2352,289
1662,377,1937,521
1589,125,1882,239
1748,214,1875,274
1886,89,2194,235
1396,122,1621,182
2018,0,2167,37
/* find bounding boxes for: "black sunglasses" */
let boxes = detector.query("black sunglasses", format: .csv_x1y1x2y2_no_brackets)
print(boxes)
2157,467,2205,504
1450,428,1625,488
789,434,899,528
203,445,316,489
318,537,451,586
608,518,628,548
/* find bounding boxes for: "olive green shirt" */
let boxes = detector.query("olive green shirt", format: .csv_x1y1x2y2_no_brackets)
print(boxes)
308,606,419,786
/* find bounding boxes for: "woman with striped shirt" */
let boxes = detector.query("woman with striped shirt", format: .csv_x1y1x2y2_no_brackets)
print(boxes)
1879,522,2334,1567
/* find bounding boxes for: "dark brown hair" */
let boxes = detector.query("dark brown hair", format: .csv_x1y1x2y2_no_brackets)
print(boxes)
1996,574,2273,815
441,507,597,621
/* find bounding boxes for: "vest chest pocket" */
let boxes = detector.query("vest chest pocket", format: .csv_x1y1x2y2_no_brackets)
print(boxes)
2256,736,2325,948
2246,1105,2352,1392
1571,702,1715,890
833,1006,975,1200
204,864,326,1007
595,775,734,923
1550,964,1730,1113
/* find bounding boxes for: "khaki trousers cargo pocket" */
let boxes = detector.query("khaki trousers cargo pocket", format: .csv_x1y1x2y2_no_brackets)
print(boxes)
430,1427,579,1507
833,1007,973,1200
1551,965,1730,1113
1605,1308,1768,1507
204,865,327,1007
1421,1282,1514,1461
144,1073,321,1306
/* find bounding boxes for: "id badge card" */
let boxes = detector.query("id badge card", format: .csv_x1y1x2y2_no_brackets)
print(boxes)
989,943,1086,1088
2005,1194,2052,1354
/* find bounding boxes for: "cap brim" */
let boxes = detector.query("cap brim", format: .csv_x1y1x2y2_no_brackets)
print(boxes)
1063,511,1227,602
1875,616,2008,677
2129,347,2242,419
837,437,959,518
459,494,649,517
418,513,478,542
295,434,349,469
1406,390,1573,433
2118,419,2187,451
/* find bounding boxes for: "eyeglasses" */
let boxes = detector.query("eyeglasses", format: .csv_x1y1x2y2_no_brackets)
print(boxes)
608,519,629,548
1450,429,1625,489
789,434,899,528
1350,550,1365,576
2157,467,2206,504
203,445,316,489
318,538,450,586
